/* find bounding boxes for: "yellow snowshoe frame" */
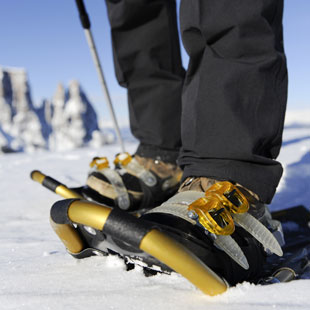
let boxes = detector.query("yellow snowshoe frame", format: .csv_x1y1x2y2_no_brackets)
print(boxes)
31,170,228,296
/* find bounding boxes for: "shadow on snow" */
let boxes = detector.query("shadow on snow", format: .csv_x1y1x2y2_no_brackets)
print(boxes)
282,136,310,147
270,152,310,212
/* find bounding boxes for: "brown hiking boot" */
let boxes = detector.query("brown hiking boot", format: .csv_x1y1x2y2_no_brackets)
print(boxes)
85,152,182,211
179,177,267,220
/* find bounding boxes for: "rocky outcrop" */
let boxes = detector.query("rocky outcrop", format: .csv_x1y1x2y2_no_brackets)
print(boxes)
0,67,45,152
0,67,110,153
47,81,106,151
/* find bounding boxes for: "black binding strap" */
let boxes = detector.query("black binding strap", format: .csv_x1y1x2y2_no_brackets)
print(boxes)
50,199,79,224
102,208,153,249
42,176,62,192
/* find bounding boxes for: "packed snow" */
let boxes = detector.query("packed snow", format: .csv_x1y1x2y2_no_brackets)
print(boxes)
0,110,310,310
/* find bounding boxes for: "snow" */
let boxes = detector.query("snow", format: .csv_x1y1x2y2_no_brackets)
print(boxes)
0,111,310,309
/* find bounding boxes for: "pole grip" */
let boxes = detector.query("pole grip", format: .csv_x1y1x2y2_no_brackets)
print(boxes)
75,0,91,29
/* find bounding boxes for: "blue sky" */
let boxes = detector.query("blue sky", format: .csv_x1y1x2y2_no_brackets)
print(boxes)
1,0,309,120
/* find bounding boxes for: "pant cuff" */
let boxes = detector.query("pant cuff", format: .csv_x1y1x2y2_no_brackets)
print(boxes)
179,158,283,204
135,143,180,164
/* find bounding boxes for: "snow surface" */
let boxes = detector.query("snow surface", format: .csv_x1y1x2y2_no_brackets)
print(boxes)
0,111,310,310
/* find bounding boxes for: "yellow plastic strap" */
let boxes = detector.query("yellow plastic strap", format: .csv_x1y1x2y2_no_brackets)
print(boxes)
114,152,157,187
114,152,132,166
90,157,109,170
188,181,250,235
207,182,249,214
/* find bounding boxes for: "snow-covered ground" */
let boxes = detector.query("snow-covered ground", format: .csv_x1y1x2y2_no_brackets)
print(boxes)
0,111,310,310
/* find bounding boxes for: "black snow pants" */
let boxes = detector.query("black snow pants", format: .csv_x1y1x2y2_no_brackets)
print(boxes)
105,0,288,204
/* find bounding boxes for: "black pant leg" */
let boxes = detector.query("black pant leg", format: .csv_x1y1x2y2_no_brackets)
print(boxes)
105,0,185,163
178,0,288,203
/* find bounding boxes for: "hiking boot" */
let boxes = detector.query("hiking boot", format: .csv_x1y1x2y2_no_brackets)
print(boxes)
84,152,182,212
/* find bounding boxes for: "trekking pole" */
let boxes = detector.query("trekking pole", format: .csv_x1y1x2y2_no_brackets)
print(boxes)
75,0,125,153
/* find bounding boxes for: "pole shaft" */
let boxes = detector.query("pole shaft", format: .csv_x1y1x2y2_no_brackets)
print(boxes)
75,0,125,152
84,29,125,153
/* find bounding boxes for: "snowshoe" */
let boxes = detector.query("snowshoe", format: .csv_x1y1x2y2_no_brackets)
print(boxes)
31,171,310,295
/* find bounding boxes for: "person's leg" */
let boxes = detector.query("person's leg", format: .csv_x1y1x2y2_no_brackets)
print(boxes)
105,0,185,163
86,1,185,211
178,0,288,203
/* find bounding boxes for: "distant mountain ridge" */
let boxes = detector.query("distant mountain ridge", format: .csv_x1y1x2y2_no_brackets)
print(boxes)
0,67,113,153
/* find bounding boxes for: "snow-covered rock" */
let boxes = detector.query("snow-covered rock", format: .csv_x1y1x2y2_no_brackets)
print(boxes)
0,67,45,152
47,80,103,151
0,67,111,152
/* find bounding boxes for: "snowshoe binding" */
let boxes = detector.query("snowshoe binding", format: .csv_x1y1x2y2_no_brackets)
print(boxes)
83,152,183,212
142,177,284,284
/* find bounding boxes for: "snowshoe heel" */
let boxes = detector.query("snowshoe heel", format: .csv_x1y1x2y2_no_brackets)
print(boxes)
49,198,228,296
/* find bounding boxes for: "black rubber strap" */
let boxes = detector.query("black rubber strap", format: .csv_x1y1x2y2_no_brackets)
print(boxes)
103,208,153,249
43,176,62,192
50,199,79,224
